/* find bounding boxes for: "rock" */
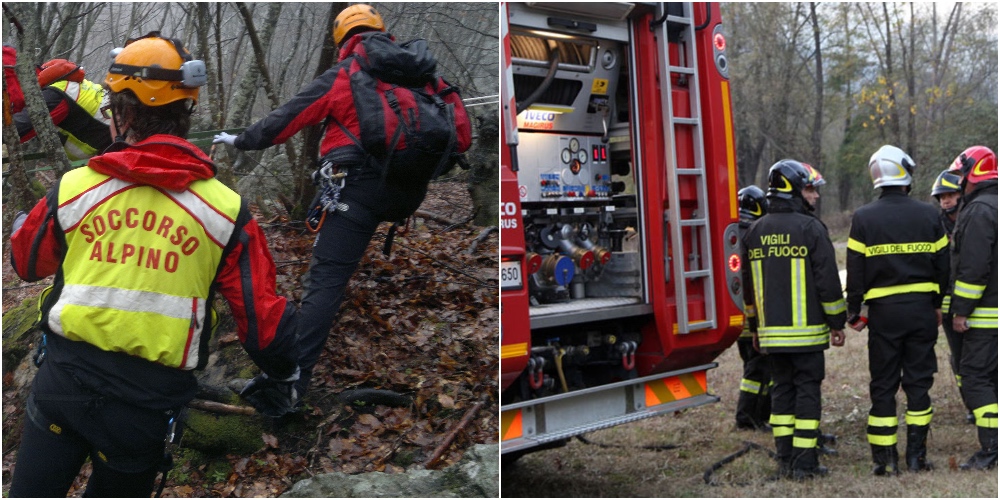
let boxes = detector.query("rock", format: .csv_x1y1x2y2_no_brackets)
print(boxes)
2,297,42,374
281,443,499,498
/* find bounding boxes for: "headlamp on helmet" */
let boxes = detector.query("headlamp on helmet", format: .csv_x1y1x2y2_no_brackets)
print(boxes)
868,145,915,189
105,31,206,106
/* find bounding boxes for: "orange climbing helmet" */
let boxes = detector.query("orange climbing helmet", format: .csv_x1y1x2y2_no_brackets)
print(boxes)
104,31,206,106
332,4,386,46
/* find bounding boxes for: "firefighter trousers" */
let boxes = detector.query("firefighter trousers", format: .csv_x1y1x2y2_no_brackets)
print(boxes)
768,351,824,470
959,328,998,441
866,298,937,448
736,337,771,429
943,313,974,414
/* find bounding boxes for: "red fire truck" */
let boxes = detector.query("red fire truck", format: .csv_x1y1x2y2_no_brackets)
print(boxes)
500,2,744,457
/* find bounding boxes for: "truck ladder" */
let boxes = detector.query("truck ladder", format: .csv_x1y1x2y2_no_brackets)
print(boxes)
655,3,716,334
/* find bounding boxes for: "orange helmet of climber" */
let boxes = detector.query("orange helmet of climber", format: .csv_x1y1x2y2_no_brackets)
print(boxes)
104,32,206,106
333,4,386,46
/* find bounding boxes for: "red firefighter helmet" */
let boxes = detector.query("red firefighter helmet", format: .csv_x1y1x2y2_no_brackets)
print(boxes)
949,146,997,186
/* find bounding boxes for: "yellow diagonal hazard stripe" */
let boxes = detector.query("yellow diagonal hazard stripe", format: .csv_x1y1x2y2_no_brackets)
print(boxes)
501,409,523,441
644,371,707,407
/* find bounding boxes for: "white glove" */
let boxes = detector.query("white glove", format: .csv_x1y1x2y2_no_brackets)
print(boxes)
213,132,237,146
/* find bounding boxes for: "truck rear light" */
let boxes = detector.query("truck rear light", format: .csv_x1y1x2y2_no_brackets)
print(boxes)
728,253,740,272
714,33,726,52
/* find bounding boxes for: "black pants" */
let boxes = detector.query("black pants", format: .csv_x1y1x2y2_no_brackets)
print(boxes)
866,299,937,447
294,168,426,396
943,313,974,414
9,364,171,497
768,351,824,469
960,328,998,435
736,336,771,428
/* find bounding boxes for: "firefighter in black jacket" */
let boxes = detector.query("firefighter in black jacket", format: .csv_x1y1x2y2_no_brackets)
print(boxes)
742,160,846,480
846,145,949,476
735,185,771,431
931,168,974,424
947,146,998,471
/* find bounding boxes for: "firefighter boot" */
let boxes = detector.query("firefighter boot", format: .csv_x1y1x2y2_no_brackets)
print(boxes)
790,447,827,480
735,391,760,430
960,427,998,471
905,424,933,472
871,444,899,476
816,430,837,456
768,436,793,480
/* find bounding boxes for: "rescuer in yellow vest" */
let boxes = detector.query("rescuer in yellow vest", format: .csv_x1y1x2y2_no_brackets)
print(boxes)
8,32,299,497
741,160,846,480
13,58,113,160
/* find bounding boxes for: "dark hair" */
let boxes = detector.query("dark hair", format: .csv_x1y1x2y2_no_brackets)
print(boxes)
109,90,192,141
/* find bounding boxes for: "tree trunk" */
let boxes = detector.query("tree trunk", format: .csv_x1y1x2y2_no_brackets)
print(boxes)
469,110,499,227
2,99,38,238
5,3,73,174
294,3,346,219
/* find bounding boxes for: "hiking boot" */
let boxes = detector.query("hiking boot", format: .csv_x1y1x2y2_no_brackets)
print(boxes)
905,424,933,472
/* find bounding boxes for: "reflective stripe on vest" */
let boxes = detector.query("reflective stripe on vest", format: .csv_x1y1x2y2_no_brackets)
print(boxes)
751,259,765,327
48,80,108,159
864,281,939,301
847,235,948,257
757,324,829,349
52,167,241,369
791,258,806,326
849,234,946,301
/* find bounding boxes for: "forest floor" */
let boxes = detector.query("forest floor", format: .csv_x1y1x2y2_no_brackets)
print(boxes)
2,172,499,497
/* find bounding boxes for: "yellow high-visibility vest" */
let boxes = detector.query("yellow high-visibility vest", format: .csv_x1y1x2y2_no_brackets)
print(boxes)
49,166,242,369
48,79,108,160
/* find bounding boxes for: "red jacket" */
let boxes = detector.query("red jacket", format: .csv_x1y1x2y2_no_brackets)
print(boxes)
11,135,297,405
233,32,470,161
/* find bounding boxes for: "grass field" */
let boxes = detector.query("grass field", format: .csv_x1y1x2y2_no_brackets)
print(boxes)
501,323,998,497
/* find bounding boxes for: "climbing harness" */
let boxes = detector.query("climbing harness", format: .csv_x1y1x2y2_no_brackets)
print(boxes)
305,163,347,233
32,333,47,367
154,408,185,498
